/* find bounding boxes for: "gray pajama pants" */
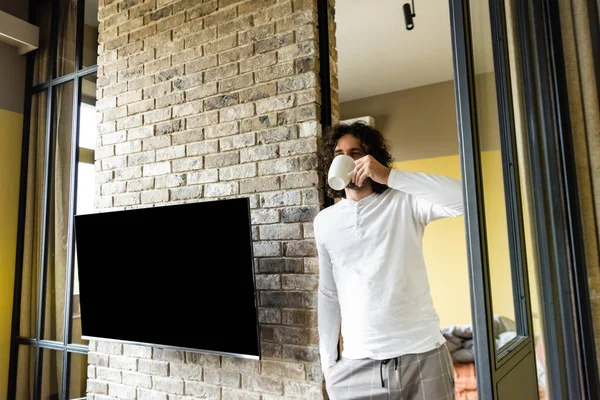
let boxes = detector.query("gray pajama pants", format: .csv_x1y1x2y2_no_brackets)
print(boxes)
325,344,455,400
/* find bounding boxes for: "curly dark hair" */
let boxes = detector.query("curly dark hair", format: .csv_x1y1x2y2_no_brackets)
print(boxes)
318,122,394,199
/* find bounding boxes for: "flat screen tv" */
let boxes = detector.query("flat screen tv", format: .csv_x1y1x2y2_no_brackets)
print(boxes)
74,197,260,359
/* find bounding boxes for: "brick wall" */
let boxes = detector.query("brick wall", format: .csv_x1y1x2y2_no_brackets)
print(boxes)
89,0,337,399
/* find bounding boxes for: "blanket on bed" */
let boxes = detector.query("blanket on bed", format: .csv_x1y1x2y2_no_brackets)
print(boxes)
442,315,516,363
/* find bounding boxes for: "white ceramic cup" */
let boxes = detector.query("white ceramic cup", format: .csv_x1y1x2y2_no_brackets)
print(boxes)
328,154,356,190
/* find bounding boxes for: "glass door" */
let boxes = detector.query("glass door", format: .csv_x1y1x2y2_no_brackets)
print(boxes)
448,0,542,398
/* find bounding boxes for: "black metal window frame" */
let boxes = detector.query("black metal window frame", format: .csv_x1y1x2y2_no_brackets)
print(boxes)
8,0,98,398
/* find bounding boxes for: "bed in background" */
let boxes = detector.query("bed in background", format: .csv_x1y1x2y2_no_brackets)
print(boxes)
442,316,548,399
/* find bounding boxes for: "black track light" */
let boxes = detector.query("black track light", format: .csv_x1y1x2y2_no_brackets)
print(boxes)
403,0,416,30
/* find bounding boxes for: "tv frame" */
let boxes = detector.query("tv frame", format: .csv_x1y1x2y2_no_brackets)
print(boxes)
75,197,262,360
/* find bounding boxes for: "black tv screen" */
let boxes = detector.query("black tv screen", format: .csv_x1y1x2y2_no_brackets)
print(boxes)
74,197,260,359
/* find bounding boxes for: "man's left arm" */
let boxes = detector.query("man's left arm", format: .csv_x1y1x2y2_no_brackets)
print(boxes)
353,155,464,224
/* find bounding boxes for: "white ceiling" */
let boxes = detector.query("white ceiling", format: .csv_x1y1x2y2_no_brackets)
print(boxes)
336,0,494,102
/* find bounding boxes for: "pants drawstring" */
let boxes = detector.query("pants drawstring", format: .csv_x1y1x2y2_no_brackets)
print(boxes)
379,358,398,387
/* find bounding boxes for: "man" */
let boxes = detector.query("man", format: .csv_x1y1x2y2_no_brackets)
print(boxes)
314,122,464,399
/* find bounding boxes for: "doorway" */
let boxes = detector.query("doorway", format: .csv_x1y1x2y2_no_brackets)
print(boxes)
318,0,574,399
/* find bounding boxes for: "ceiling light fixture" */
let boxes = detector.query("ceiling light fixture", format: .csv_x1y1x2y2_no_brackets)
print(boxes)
403,0,416,30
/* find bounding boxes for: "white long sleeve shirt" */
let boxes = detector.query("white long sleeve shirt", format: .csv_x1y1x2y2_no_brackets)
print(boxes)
314,168,465,372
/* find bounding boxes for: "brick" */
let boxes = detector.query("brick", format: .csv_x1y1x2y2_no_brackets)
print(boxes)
156,119,184,135
137,389,168,400
186,139,219,155
157,145,186,161
277,72,317,93
102,155,127,170
282,309,315,326
186,352,220,367
277,104,318,125
219,104,255,122
222,357,260,374
104,82,128,98
129,25,157,42
129,0,155,18
240,52,277,73
144,30,173,49
171,129,203,145
294,56,317,73
256,32,294,53
205,34,238,55
281,205,318,222
262,360,306,379
251,208,279,224
117,41,144,58
220,132,255,151
157,65,184,82
278,41,317,62
143,161,171,176
259,157,299,175
108,382,137,399
185,28,218,49
184,381,221,398
96,366,122,383
87,379,108,394
185,82,218,101
205,151,239,168
143,82,171,99
260,223,302,240
261,343,283,359
256,274,281,290
142,135,171,151
276,10,314,33
172,100,203,117
205,6,237,27
204,181,239,197
219,0,245,7
256,126,297,145
240,176,279,193
128,98,155,115
117,91,143,107
295,24,317,42
221,388,261,400
173,72,203,91
170,363,203,380
187,169,219,184
89,352,110,367
284,381,323,399
259,258,303,273
102,181,127,195
240,82,277,103
172,156,203,172
186,111,219,129
156,92,184,108
152,376,184,394
103,105,127,121
220,74,254,94
303,257,318,274
122,371,152,388
253,241,281,257
240,113,278,133
298,120,319,137
242,375,283,395
303,221,315,238
127,177,154,192
260,290,307,311
204,63,239,82
158,13,185,32
144,56,171,74
282,345,319,362
255,94,295,114
104,58,128,75
239,0,276,13
96,145,115,159
117,115,143,130
185,55,218,74
95,171,114,185
204,369,241,388
204,93,239,111
255,1,293,25
218,15,253,37
258,307,281,323
205,122,239,139
282,273,317,290
239,24,275,45
255,62,295,83
115,166,143,181
110,354,138,371
156,39,185,57
170,186,202,200
138,359,168,376
219,163,257,180
281,171,318,189
296,88,319,105
128,150,155,166
155,173,187,188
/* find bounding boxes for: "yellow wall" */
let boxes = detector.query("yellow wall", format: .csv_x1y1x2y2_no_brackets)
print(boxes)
395,151,516,327
0,109,23,400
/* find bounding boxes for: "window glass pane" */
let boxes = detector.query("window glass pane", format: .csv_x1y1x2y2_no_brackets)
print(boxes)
469,0,518,351
72,73,97,345
505,1,550,398
56,0,78,77
15,345,36,399
33,0,53,85
43,80,75,342
69,352,89,398
20,91,48,338
83,0,99,68
41,348,64,400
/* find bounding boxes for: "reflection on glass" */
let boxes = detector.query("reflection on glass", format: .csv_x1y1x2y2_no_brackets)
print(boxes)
469,0,518,350
83,0,99,68
69,352,88,397
43,80,75,342
505,0,549,398
20,91,48,338
33,0,52,85
72,73,97,345
41,349,64,400
16,345,35,399
56,0,78,77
